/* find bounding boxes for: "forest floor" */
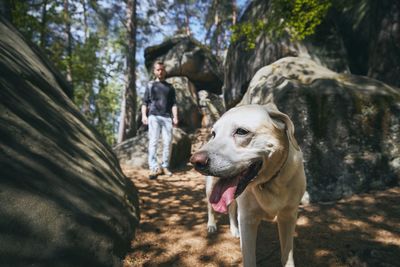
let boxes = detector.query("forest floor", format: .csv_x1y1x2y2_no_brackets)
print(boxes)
122,165,400,267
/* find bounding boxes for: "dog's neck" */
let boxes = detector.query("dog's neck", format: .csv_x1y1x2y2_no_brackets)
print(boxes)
260,130,290,186
250,129,292,202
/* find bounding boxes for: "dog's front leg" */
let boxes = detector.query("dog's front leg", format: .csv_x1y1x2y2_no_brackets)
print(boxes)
277,208,298,267
238,207,260,267
205,176,217,233
228,200,240,238
207,202,217,233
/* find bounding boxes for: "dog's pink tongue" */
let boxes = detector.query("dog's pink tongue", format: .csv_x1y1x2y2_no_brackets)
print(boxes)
209,177,238,214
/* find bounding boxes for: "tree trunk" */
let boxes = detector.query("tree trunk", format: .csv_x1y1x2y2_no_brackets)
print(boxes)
0,0,12,21
232,1,237,25
184,1,191,36
214,9,220,56
81,0,88,39
118,0,137,143
39,0,48,49
63,0,73,95
117,90,127,143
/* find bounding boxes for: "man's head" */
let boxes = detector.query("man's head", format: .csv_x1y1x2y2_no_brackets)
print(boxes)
153,61,166,81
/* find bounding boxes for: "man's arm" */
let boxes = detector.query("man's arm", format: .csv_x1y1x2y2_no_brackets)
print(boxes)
170,85,178,126
141,105,148,125
142,84,151,125
172,105,178,126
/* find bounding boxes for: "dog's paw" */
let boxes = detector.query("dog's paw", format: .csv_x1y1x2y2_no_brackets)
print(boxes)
207,224,217,233
230,225,240,238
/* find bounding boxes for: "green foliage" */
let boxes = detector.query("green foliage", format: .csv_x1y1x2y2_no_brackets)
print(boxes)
9,0,125,145
231,0,332,50
204,0,237,56
10,1,40,40
93,81,123,145
231,19,267,50
282,0,332,40
71,36,100,115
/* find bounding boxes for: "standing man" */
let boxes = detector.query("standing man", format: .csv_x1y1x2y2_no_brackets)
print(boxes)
142,61,179,180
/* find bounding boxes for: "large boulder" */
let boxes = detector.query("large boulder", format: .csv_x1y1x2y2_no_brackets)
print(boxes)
240,57,400,202
223,0,350,108
333,0,400,88
224,0,400,109
136,76,201,135
166,76,201,132
0,19,139,267
198,90,225,128
113,128,191,170
144,35,223,94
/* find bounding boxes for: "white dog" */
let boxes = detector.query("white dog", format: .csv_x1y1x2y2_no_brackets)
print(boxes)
191,104,306,267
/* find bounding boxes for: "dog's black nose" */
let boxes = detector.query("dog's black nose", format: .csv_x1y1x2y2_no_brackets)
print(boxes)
190,151,209,170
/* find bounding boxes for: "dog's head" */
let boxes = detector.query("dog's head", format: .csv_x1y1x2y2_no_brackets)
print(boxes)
190,103,299,213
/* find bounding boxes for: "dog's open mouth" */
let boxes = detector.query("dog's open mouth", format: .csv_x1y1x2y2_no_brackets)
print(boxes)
209,160,263,213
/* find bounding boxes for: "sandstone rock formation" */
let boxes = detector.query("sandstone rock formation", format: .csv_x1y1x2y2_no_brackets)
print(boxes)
224,0,400,109
240,57,400,201
166,76,201,131
113,128,191,170
122,36,222,171
333,0,400,88
144,35,223,95
198,90,225,128
0,19,139,267
223,0,350,109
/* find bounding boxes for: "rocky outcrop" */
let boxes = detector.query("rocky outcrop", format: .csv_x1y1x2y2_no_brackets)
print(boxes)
113,128,191,170
240,57,400,202
224,0,400,109
129,36,220,170
198,90,225,128
144,35,223,94
223,0,350,109
166,76,201,131
136,76,201,134
0,19,139,267
333,0,400,88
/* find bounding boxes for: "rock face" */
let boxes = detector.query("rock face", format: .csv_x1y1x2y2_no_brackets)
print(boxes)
198,90,225,128
130,36,220,171
240,57,400,202
334,0,400,88
113,128,192,170
0,19,139,267
223,0,349,109
136,77,201,135
166,76,201,132
144,35,223,94
224,0,400,109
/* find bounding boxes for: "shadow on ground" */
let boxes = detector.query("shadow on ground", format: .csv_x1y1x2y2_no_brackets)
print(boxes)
123,165,400,267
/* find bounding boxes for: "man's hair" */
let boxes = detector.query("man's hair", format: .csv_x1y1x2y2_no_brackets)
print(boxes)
153,61,164,69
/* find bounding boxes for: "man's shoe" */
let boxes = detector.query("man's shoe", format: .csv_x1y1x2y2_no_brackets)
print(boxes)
149,169,159,180
162,167,172,176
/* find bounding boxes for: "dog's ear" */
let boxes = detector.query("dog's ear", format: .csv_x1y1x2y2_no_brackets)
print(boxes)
263,103,300,151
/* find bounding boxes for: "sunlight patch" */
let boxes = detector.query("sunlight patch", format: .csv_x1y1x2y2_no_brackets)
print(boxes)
297,216,310,226
314,249,332,257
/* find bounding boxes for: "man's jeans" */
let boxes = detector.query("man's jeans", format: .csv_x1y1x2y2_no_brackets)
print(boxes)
148,115,173,171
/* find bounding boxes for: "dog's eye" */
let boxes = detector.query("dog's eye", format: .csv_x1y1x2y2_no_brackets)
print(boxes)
211,131,216,138
235,128,249,136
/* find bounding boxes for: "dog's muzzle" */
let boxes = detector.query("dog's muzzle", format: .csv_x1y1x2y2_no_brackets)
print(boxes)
191,151,263,213
190,151,209,173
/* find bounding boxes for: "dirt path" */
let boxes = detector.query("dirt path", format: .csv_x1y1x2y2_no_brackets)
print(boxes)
122,166,400,267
